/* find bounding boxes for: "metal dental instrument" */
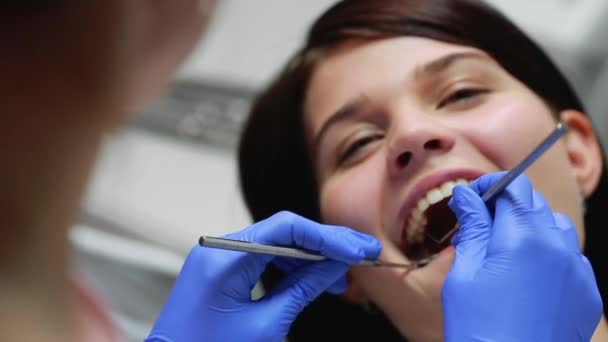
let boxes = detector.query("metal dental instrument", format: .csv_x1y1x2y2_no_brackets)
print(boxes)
427,122,569,244
481,122,568,202
199,236,433,269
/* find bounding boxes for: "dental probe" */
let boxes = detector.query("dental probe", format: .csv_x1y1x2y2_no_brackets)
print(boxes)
480,122,568,202
199,236,434,269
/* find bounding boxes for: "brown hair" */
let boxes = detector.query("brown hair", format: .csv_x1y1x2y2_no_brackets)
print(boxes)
238,0,608,339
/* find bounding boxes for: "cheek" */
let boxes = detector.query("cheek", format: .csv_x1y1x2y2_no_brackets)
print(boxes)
458,92,558,169
319,161,385,236
527,144,584,245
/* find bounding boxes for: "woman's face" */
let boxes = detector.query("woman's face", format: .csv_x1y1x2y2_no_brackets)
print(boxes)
304,37,597,340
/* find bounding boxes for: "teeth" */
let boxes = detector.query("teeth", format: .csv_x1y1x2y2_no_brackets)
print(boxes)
426,189,444,204
417,217,427,242
404,178,471,244
440,181,456,197
406,220,417,241
406,216,427,244
417,198,430,212
456,178,468,186
413,217,427,243
411,207,423,221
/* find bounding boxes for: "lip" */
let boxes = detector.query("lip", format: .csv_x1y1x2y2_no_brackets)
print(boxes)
396,168,486,246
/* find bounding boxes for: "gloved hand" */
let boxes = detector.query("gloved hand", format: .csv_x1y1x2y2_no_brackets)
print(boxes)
145,211,382,342
443,172,602,342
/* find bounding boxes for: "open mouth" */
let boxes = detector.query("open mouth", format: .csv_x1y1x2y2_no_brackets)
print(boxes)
401,178,470,261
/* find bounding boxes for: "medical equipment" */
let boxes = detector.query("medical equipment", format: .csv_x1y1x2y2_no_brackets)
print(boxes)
200,235,433,269
199,123,568,269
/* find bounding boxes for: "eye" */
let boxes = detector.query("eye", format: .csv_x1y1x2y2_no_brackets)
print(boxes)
437,88,488,109
337,134,381,166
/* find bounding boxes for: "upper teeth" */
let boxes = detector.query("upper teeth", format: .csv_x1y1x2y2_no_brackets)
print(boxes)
405,178,469,244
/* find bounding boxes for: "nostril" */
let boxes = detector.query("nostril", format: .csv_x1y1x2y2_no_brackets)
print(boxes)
423,139,441,150
397,151,412,168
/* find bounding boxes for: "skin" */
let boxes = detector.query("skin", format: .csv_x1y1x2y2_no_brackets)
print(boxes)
304,37,607,341
0,1,214,341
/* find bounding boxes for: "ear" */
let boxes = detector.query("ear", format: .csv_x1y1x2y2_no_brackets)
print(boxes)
560,110,604,197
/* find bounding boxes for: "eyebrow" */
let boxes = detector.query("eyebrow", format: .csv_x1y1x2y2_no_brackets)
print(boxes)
415,51,491,79
312,96,370,156
312,51,490,154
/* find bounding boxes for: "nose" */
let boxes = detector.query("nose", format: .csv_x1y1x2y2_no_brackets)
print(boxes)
387,122,455,175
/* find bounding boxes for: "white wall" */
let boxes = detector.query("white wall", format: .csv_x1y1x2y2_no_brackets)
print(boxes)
178,0,339,87
485,0,608,58
84,129,251,254
180,0,608,88
589,61,608,149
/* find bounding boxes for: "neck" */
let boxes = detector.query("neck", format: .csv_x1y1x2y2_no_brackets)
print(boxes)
0,96,111,341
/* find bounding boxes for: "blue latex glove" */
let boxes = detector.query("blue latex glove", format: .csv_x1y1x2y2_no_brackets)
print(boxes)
443,172,602,341
146,211,382,342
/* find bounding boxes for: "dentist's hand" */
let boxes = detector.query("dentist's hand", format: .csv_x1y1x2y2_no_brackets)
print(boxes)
443,173,602,342
145,211,382,342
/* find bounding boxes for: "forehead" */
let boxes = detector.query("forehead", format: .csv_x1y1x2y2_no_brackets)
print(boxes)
303,37,489,136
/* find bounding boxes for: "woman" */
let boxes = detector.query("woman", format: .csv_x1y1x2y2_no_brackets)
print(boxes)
238,0,608,340
0,2,215,341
